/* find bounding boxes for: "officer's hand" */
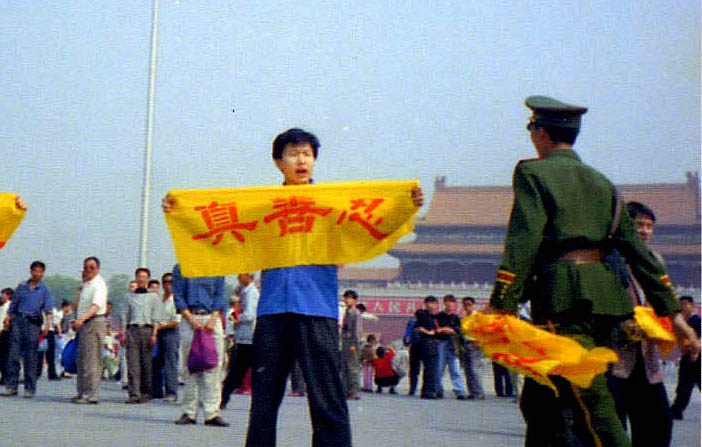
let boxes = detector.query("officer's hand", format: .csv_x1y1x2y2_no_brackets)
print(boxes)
672,313,700,360
411,187,424,208
162,194,175,213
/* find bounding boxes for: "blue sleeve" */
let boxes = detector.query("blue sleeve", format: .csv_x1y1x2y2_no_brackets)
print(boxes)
213,277,227,314
171,265,187,312
44,286,54,314
403,318,414,345
8,289,18,315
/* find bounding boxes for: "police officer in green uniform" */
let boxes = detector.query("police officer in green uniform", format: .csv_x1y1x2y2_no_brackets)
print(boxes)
488,96,700,447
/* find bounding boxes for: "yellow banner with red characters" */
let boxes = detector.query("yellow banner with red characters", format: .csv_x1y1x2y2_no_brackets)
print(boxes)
462,313,618,392
634,306,676,356
0,193,26,250
164,180,419,277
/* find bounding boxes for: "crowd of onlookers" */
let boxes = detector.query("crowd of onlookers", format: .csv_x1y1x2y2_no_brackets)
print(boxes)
0,259,699,431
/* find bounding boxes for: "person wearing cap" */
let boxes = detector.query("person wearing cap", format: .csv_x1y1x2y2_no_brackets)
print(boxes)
488,96,699,447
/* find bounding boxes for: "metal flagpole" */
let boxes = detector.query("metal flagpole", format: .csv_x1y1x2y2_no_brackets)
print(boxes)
138,0,160,268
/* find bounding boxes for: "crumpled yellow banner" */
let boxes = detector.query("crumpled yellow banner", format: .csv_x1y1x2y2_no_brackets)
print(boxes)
462,313,618,392
634,306,675,356
164,180,419,277
0,193,26,250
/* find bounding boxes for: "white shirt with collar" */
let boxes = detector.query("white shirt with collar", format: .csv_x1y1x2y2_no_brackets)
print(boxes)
77,274,108,317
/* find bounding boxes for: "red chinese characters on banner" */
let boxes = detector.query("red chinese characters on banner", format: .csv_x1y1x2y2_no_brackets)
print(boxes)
263,196,333,237
191,201,258,245
336,198,388,240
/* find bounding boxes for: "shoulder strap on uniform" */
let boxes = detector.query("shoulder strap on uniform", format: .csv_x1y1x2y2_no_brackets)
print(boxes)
607,189,623,239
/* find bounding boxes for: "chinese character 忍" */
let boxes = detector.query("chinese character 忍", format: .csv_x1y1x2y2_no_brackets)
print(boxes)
336,198,388,240
191,201,258,245
263,196,333,237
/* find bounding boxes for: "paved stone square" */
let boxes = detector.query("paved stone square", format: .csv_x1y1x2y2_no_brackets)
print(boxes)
1,366,698,446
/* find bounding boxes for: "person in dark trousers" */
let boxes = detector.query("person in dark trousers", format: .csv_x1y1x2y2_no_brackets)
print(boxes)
670,295,701,420
371,346,399,394
242,128,424,446
402,314,421,396
151,272,180,402
0,288,14,385
487,95,699,447
607,201,675,446
492,362,514,397
220,273,259,409
414,296,440,399
2,261,54,399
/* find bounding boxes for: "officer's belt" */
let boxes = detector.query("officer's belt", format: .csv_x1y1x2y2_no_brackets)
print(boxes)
557,248,603,264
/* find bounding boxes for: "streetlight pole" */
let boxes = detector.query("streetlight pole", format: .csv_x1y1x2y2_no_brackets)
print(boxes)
139,0,160,268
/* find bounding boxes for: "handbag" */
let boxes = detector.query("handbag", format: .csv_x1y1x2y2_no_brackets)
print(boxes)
61,335,79,374
187,329,218,374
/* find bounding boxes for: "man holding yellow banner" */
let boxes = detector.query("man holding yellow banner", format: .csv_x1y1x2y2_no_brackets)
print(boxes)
163,128,423,446
0,194,27,250
487,96,699,447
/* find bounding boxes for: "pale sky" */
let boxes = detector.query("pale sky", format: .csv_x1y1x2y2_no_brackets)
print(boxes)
1,1,700,283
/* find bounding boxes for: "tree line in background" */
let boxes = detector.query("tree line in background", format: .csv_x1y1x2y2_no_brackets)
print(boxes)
36,274,237,314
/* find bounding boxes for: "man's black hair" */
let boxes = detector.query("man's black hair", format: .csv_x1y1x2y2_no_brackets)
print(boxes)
462,296,476,305
84,256,101,267
272,128,320,160
61,300,71,307
135,267,151,277
148,279,160,287
343,289,358,300
540,125,579,145
356,303,367,312
376,346,386,358
443,294,457,303
30,260,46,270
424,295,438,303
1,288,13,299
680,295,695,304
627,201,656,222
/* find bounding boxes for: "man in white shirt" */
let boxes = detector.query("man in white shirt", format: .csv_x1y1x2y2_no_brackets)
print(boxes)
151,272,180,402
220,273,259,409
0,288,12,385
71,256,108,404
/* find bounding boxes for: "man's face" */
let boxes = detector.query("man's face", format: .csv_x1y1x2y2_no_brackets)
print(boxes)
344,295,357,308
83,260,99,282
237,274,253,287
634,213,654,244
462,300,474,314
148,283,160,294
443,300,457,314
135,271,149,288
681,300,693,317
30,266,45,283
128,281,138,293
425,301,439,314
162,276,173,295
275,142,315,185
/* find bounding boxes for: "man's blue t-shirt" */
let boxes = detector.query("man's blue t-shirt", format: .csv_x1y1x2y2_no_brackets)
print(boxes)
258,265,338,319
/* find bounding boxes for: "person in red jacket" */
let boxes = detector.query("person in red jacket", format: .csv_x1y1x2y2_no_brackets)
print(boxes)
372,346,400,394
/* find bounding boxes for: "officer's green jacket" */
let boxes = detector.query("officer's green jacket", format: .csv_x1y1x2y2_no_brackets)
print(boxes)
489,150,677,322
